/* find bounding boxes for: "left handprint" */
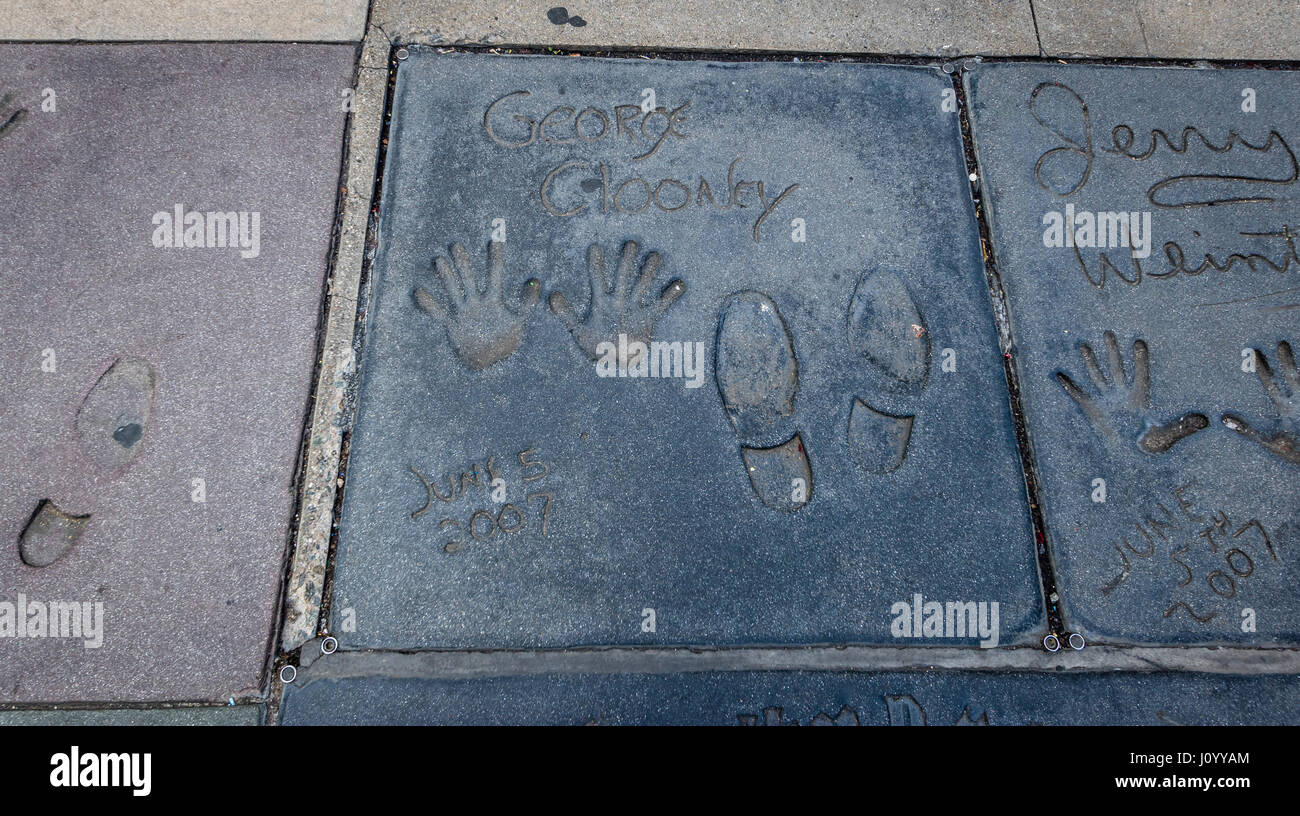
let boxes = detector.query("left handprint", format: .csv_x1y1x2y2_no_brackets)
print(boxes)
414,241,542,370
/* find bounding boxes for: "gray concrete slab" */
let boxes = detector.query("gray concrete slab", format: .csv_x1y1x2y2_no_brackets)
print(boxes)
0,44,354,702
0,705,262,725
1032,0,1151,58
279,668,1300,724
965,63,1300,644
1034,0,1300,60
1,0,368,42
372,0,1040,56
1136,0,1300,60
334,51,1042,651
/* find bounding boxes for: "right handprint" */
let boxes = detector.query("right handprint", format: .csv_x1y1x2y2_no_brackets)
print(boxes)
1221,341,1300,465
547,240,685,361
1055,330,1208,455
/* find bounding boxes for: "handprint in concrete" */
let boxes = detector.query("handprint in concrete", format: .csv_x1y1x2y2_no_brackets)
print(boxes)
1222,340,1300,464
1055,331,1207,455
414,241,542,371
547,240,685,362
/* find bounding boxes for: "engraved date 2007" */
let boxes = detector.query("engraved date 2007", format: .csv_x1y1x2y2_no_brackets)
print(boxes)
408,447,555,554
1097,480,1282,627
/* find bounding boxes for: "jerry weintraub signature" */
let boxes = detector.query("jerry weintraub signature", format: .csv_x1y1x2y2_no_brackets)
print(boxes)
1028,81,1300,291
1065,222,1300,289
1030,81,1299,208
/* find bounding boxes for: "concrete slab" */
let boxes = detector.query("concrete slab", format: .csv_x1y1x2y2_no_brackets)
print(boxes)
371,0,1040,56
965,63,1300,644
1034,0,1300,60
1136,0,1300,61
1,1,368,42
279,668,1300,724
0,44,354,702
334,51,1042,651
1032,0,1150,58
0,705,262,725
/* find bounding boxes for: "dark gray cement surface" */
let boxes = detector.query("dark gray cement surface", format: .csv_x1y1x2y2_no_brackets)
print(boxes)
966,63,1300,645
0,44,354,702
0,705,261,725
279,668,1300,725
334,51,1042,651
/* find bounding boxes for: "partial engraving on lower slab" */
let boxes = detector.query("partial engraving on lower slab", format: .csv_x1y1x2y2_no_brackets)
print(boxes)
19,500,90,568
740,433,812,513
847,397,914,474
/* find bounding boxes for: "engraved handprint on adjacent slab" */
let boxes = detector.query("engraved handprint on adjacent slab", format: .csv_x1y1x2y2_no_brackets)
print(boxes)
414,241,541,371
1055,331,1208,455
1222,341,1300,464
547,240,686,361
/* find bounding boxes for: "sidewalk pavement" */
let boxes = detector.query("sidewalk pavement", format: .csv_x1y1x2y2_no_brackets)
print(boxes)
0,1,1297,725
4,1,1298,61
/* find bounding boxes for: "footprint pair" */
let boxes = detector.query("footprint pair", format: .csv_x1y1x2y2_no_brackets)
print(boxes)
716,270,930,513
19,357,156,567
413,240,685,371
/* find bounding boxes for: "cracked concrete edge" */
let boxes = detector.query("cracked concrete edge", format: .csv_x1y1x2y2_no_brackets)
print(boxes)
370,0,1042,57
287,645,1300,686
281,24,391,653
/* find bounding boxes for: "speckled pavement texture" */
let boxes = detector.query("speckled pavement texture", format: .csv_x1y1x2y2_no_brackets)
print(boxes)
0,43,354,702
